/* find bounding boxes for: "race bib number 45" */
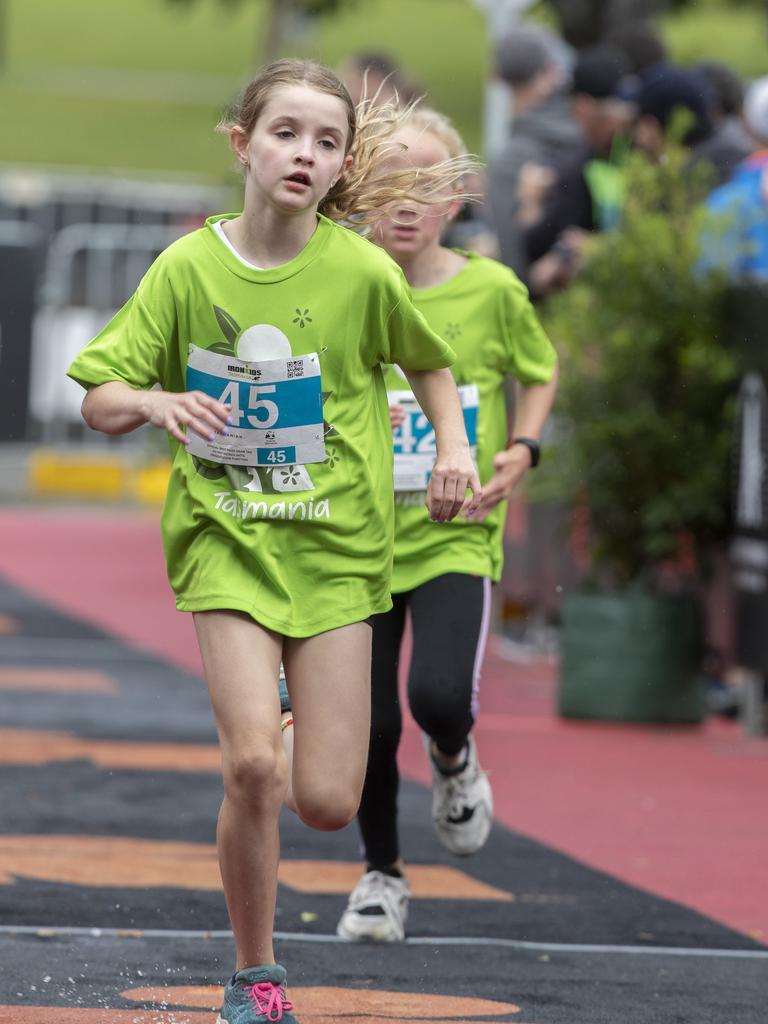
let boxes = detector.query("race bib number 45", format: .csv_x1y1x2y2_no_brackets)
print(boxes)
185,345,326,467
389,383,478,492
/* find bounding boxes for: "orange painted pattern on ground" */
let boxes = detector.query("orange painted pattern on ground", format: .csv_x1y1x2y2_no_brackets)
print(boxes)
0,836,221,891
122,985,522,1021
0,837,511,901
0,729,220,772
0,992,525,1024
0,667,118,694
279,860,513,901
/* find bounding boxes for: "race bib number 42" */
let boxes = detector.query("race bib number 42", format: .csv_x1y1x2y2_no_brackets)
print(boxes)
185,345,326,467
389,383,478,492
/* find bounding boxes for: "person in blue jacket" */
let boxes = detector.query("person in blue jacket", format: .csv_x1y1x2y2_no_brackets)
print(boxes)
704,77,768,280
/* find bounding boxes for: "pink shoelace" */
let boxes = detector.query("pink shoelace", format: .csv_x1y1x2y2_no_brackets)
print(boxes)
243,981,294,1022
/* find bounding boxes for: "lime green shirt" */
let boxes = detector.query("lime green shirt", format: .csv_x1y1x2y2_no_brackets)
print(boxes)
68,214,455,636
385,252,556,592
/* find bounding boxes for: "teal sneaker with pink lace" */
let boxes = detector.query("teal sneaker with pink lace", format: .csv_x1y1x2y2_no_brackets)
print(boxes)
216,963,299,1023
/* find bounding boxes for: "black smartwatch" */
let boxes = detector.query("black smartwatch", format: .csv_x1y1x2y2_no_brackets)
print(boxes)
507,437,540,467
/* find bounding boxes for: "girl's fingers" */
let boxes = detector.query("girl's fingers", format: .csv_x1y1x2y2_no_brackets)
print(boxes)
459,472,484,518
149,393,228,443
426,472,444,521
438,475,459,522
465,470,483,512
195,392,232,425
186,398,229,434
187,415,222,441
448,478,466,521
164,416,188,445
428,464,483,522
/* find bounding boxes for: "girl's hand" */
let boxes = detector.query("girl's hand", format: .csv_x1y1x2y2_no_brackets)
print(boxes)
426,446,482,522
467,446,530,522
143,390,231,446
389,403,406,431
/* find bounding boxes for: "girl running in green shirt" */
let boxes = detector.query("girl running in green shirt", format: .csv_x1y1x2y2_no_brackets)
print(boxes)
336,105,558,944
68,62,481,1024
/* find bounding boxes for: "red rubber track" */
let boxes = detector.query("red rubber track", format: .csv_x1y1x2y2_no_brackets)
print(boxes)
0,507,765,942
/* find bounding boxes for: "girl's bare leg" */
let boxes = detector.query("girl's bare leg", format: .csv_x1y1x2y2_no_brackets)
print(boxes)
283,620,372,831
193,610,285,970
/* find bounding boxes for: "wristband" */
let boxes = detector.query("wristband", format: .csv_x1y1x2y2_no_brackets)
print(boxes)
507,437,540,467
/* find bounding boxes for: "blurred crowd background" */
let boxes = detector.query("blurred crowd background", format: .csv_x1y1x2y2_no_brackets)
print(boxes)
1,0,768,728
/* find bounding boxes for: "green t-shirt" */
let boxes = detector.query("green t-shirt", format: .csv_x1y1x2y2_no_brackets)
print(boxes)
68,214,455,636
385,252,556,592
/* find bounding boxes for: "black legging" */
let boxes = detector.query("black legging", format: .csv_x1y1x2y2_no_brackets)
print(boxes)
357,572,491,869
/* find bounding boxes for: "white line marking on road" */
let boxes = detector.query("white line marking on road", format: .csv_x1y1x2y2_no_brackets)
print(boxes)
0,925,765,959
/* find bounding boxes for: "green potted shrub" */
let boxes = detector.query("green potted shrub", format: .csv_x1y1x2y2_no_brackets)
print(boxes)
537,142,739,722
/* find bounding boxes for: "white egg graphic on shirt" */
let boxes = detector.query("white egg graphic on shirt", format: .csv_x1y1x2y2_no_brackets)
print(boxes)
237,324,292,361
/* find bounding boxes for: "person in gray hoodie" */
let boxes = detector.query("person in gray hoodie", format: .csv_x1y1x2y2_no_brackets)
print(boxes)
486,24,582,278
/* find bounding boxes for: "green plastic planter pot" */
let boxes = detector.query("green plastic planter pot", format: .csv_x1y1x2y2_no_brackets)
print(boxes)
559,589,705,723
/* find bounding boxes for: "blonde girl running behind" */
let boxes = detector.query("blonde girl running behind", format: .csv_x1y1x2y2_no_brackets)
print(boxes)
336,105,558,943
67,62,481,1024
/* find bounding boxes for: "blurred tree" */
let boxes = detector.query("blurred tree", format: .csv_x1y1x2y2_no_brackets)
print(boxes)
166,0,359,65
540,0,767,49
544,0,661,49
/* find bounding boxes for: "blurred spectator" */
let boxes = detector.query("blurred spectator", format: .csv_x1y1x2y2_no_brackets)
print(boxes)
469,0,542,158
694,61,754,185
604,19,667,77
486,24,582,276
524,46,636,297
338,52,421,107
632,63,714,162
703,76,768,280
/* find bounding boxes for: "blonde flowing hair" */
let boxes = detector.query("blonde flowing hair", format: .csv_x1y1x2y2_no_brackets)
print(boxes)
218,59,481,227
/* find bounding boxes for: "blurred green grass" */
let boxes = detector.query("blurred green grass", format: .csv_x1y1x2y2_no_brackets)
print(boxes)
662,1,768,78
0,0,487,180
0,0,764,181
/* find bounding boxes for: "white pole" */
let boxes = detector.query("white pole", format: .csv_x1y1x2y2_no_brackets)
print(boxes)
468,0,539,158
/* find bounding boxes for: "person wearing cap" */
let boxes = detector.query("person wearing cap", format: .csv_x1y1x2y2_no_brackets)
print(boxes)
632,63,714,163
604,19,668,78
523,45,637,297
486,24,582,277
702,76,768,280
694,62,753,185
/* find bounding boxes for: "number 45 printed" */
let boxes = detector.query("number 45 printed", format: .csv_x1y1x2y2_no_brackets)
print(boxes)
217,382,279,429
264,449,287,463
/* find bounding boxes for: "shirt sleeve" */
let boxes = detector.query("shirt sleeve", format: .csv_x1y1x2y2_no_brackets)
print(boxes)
370,264,456,370
67,258,175,392
502,276,558,386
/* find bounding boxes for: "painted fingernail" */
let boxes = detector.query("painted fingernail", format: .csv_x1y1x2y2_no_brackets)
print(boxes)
226,415,233,425
208,433,215,441
222,428,229,436
182,436,190,445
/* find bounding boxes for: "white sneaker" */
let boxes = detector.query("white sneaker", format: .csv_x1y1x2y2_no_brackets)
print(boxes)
429,735,493,857
336,869,409,942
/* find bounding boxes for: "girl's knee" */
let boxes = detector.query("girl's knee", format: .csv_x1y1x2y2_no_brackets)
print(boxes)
294,781,361,832
223,744,287,808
